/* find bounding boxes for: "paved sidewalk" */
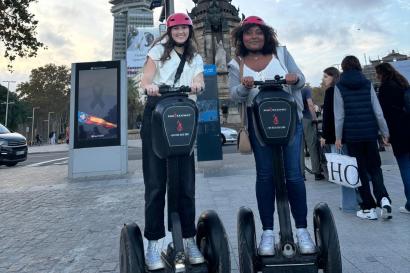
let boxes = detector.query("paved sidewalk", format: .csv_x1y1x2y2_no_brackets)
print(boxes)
0,152,409,273
27,140,142,154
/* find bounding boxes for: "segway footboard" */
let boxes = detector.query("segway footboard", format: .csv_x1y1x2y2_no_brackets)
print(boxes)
259,254,318,273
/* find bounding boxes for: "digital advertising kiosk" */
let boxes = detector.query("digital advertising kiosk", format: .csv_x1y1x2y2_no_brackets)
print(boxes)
68,60,127,178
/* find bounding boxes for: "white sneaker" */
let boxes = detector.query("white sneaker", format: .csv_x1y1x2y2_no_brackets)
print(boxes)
145,240,165,270
184,237,205,264
356,208,378,220
380,197,392,220
296,228,316,254
399,206,410,214
258,230,275,256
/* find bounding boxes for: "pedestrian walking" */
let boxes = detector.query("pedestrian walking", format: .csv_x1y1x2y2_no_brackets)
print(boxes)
320,66,359,213
334,55,391,220
375,62,410,214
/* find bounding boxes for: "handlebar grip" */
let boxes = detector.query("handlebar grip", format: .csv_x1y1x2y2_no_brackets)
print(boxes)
144,85,195,95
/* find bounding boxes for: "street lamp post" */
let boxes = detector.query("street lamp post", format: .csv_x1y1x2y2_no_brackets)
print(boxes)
2,80,16,127
47,111,55,144
31,107,40,145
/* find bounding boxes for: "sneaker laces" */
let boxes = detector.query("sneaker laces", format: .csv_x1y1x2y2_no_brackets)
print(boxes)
260,230,274,248
185,238,202,257
297,229,312,244
147,240,161,258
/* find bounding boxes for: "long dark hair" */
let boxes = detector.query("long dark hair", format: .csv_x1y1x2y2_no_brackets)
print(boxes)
375,62,410,89
231,23,278,57
152,25,198,64
323,67,340,86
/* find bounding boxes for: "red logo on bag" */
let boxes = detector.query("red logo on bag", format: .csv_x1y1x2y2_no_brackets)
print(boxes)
176,120,183,132
273,115,279,125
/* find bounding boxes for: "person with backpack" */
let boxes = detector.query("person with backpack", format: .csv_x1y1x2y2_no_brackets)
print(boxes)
139,13,205,270
375,62,410,214
334,55,391,220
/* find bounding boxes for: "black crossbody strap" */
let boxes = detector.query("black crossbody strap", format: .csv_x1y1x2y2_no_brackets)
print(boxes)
174,50,187,85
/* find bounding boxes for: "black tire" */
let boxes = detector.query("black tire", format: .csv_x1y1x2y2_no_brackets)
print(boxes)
220,134,226,145
120,223,145,273
6,162,17,167
237,207,257,273
313,202,342,273
196,210,230,273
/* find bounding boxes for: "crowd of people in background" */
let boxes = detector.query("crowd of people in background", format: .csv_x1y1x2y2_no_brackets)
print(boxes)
300,57,410,218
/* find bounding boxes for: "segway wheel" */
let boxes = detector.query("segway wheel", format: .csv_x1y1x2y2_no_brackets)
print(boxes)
313,203,342,273
196,210,231,273
120,223,145,273
237,207,257,273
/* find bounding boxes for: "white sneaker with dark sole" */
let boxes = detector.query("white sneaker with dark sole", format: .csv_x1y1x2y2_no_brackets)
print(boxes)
381,197,392,220
356,208,378,220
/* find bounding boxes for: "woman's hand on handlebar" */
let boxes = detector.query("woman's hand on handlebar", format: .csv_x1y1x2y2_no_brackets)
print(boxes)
145,84,160,96
242,76,254,89
285,74,298,85
190,81,204,94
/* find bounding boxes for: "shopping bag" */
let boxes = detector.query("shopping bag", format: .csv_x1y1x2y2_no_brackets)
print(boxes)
324,153,362,188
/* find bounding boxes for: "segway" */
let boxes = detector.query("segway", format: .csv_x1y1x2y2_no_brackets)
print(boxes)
120,86,231,273
237,77,342,273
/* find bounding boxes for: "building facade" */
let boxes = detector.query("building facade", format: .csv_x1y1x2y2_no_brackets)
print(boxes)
110,0,154,60
364,50,409,90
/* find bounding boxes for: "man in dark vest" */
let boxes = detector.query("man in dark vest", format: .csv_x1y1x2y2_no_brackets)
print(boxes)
334,55,391,221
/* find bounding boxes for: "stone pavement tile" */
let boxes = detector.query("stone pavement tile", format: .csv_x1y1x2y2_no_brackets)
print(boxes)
1,151,409,273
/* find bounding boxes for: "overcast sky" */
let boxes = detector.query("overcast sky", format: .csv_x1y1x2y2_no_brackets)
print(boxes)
1,0,409,91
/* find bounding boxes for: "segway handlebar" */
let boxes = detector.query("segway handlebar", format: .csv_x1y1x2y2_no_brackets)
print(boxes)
144,85,203,96
253,75,287,87
158,85,192,94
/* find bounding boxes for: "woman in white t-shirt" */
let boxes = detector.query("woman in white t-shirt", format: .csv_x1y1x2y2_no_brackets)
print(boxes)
228,16,316,256
140,13,205,270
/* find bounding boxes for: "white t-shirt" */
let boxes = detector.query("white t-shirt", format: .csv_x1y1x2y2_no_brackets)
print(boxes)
243,57,288,105
148,43,204,87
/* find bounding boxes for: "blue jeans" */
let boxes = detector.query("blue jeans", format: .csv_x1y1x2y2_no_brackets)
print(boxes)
248,108,307,229
396,153,410,210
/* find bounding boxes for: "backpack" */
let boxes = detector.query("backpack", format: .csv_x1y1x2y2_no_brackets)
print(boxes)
404,87,410,113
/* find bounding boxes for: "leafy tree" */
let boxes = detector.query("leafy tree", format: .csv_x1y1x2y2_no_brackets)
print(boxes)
312,80,326,107
16,64,70,136
128,77,144,129
0,0,46,71
0,84,30,130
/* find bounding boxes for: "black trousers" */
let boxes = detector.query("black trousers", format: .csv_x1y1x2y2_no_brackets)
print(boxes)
347,141,390,210
141,100,196,240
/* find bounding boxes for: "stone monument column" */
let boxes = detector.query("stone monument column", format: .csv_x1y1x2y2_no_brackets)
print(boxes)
189,0,242,125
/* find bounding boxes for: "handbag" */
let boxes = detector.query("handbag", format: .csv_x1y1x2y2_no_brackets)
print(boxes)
324,151,362,188
237,103,252,154
234,56,252,154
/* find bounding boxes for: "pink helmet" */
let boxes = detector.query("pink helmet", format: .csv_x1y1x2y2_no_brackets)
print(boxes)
166,13,193,28
241,16,265,26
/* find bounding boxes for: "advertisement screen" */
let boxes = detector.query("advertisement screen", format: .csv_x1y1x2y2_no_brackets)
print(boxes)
74,61,121,148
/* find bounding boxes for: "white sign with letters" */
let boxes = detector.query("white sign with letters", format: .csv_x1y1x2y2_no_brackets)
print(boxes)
325,153,362,188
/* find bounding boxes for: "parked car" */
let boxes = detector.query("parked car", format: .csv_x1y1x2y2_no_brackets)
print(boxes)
0,123,28,167
220,127,238,145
